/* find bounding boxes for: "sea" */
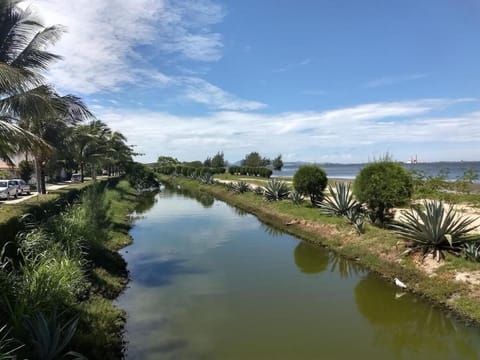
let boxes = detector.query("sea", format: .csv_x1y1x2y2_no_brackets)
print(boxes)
273,161,480,182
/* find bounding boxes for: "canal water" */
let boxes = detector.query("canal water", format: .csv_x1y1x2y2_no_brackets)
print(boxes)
118,188,480,359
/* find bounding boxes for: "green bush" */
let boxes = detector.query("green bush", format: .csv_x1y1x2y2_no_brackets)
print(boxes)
354,160,413,225
293,165,328,205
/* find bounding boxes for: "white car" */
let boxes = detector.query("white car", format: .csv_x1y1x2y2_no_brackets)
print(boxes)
0,180,17,200
11,179,31,195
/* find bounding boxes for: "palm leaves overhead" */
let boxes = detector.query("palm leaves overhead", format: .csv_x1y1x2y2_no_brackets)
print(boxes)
0,0,65,156
391,200,480,260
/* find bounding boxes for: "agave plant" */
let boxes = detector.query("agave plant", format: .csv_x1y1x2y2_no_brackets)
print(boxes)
198,173,214,185
289,191,304,205
24,312,85,360
234,181,250,193
391,200,479,260
318,182,360,216
0,324,23,360
346,207,365,234
463,242,480,262
263,179,290,201
224,182,236,192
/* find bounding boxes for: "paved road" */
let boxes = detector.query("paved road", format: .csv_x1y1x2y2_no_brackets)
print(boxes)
1,183,70,205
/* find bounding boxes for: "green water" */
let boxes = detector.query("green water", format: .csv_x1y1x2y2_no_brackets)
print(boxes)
118,189,480,359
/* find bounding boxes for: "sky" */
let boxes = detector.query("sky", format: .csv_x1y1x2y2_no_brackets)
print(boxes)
26,0,480,163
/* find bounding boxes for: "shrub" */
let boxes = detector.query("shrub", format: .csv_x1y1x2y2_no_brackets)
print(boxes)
264,179,290,201
391,200,479,260
293,165,328,206
318,182,360,216
353,160,413,225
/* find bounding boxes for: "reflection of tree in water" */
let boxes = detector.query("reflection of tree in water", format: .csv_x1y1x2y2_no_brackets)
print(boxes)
259,222,286,237
355,274,480,359
294,242,329,274
167,185,215,208
135,191,159,214
231,205,249,217
329,255,364,278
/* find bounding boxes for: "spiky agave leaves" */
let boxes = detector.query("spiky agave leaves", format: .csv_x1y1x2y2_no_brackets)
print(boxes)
24,312,85,360
391,200,480,260
317,182,360,216
289,191,304,205
0,324,23,359
263,179,290,201
463,242,480,262
234,181,250,193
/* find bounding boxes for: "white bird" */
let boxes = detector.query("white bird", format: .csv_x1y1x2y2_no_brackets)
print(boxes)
394,278,407,289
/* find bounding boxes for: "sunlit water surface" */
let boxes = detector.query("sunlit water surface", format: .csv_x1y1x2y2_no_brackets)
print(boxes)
117,189,480,359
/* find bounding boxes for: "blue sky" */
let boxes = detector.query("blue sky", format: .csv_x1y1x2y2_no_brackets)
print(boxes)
31,0,480,163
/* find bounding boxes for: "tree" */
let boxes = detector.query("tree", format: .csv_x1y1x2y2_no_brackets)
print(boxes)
18,159,34,182
0,1,64,160
293,165,328,205
353,160,413,226
242,151,270,167
211,151,225,168
272,154,283,171
157,156,179,167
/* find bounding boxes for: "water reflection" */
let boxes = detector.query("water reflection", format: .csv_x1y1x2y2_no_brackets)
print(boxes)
259,222,286,237
293,242,329,274
329,255,363,278
355,274,480,358
134,191,159,215
164,184,215,208
129,255,205,287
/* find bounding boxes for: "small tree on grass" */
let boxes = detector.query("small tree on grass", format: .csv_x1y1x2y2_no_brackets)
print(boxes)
272,154,283,171
353,159,413,226
293,164,328,206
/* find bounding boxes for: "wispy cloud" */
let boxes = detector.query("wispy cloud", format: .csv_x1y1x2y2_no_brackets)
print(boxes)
364,74,428,88
29,0,225,94
180,77,267,111
97,98,479,162
273,58,312,73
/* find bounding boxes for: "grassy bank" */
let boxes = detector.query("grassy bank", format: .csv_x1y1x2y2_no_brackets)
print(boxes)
0,180,98,246
0,179,139,359
159,175,480,325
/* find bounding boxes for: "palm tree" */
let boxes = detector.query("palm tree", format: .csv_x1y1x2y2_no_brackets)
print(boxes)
0,0,64,160
71,120,111,182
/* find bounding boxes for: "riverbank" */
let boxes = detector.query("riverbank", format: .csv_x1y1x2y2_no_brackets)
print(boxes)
158,175,480,325
72,179,139,358
0,179,140,358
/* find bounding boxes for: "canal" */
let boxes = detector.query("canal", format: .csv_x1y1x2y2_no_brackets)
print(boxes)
118,187,480,359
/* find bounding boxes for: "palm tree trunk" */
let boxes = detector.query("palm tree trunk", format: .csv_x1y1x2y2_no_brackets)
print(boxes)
80,162,84,182
34,157,46,194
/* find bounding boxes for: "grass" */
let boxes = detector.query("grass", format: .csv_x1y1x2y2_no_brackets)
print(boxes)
0,179,139,358
159,175,480,325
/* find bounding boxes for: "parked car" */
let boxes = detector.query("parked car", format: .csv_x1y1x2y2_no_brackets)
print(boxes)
71,173,81,183
7,180,21,197
11,179,31,195
0,180,17,200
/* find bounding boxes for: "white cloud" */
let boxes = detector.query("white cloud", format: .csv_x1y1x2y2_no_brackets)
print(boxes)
28,0,225,93
364,74,428,88
96,98,480,163
180,77,267,111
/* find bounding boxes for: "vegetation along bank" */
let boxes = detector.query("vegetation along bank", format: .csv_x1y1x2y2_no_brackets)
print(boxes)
157,159,480,326
0,176,151,359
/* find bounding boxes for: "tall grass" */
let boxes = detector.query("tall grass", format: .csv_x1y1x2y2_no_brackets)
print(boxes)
0,182,118,358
